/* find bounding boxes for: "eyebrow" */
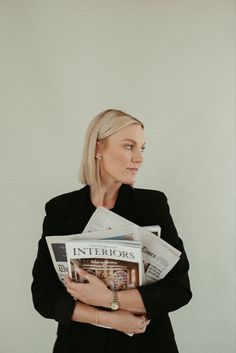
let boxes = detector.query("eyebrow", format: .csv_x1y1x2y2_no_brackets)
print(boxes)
120,138,146,146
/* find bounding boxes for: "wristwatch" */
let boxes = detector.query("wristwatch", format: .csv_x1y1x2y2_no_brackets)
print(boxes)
110,291,120,310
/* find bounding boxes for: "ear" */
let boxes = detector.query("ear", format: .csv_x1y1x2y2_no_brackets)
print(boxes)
96,141,104,154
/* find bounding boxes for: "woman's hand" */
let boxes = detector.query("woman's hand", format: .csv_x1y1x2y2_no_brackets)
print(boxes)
65,268,150,335
65,268,111,308
108,310,150,335
70,301,150,335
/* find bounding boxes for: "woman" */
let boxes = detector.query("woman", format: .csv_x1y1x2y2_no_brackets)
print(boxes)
31,109,192,353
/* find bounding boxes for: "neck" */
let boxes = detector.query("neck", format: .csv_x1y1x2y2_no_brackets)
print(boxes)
90,182,122,209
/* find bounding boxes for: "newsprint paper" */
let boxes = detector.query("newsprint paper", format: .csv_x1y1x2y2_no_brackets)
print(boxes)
83,207,181,285
66,239,143,290
46,208,181,286
46,225,140,284
45,209,181,335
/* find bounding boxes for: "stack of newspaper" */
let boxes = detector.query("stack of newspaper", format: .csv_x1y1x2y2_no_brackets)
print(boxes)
46,207,181,287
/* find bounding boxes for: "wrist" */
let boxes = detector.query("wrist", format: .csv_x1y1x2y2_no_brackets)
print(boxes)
104,289,120,310
110,290,120,310
103,289,113,309
100,309,116,329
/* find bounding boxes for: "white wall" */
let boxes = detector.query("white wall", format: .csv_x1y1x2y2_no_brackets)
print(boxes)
1,1,235,352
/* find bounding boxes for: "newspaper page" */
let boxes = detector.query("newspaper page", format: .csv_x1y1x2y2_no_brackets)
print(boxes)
46,224,139,284
142,225,161,237
83,208,161,237
66,239,143,290
83,207,181,285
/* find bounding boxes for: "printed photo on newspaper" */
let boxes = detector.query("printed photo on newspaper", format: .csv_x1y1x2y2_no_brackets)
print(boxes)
66,239,143,290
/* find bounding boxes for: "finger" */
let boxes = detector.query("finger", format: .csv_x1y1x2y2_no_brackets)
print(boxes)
135,319,150,332
64,275,72,286
65,285,74,295
66,281,85,293
76,268,94,282
138,323,147,330
67,287,79,299
65,279,77,290
134,324,148,334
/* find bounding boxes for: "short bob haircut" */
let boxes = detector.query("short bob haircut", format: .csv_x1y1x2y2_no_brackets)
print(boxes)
79,109,144,188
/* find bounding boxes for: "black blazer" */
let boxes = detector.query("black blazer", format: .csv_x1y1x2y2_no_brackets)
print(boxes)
31,184,192,353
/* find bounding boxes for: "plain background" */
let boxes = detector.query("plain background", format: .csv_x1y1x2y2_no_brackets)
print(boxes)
0,1,235,352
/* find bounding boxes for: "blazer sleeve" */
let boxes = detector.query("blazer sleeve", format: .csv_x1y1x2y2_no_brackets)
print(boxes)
31,200,75,325
138,192,192,319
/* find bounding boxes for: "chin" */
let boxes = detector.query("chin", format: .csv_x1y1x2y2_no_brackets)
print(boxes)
122,177,136,185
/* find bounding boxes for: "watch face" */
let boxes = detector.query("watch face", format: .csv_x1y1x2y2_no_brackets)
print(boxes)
111,301,119,310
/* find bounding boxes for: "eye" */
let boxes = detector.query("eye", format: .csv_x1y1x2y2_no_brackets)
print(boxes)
125,144,134,150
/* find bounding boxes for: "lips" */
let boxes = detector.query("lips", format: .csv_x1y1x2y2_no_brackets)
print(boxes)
127,168,138,174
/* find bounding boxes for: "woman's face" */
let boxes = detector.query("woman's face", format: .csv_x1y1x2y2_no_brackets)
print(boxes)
97,124,145,186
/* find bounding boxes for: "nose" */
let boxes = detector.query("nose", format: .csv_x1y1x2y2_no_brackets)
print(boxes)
131,149,144,164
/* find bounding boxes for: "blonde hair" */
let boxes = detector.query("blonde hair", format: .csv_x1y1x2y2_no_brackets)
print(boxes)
79,109,144,188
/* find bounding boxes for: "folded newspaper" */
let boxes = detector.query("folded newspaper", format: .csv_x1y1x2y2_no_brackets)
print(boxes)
46,208,181,334
46,207,181,286
83,207,181,285
46,225,140,283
